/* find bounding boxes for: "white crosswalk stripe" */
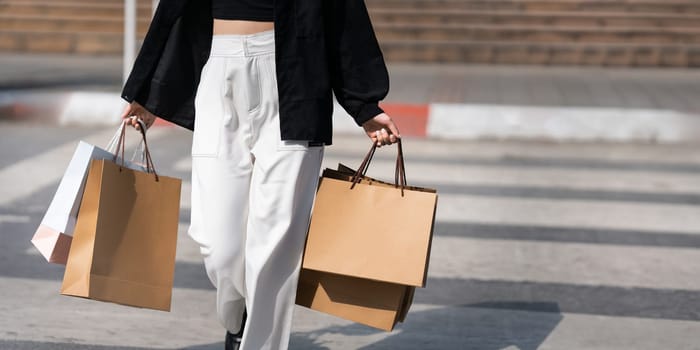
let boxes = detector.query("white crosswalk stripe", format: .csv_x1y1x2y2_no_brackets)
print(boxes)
0,126,171,207
435,194,700,234
177,155,700,194
428,236,700,290
0,214,30,223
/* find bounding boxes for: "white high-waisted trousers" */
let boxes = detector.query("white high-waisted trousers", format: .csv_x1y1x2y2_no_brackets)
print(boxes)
187,30,324,350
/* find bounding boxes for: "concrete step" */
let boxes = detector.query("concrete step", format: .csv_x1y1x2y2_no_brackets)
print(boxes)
4,0,151,5
0,14,150,34
366,0,700,14
3,0,699,67
0,30,124,54
0,2,152,18
375,24,700,44
369,9,700,28
0,1,152,55
379,40,700,66
0,14,150,35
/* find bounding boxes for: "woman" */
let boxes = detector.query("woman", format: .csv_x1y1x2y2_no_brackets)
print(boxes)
119,1,400,349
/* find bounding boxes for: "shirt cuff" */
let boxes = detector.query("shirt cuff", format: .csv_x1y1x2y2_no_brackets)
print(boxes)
353,103,385,126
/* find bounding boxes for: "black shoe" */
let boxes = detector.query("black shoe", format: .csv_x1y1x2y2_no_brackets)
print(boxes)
225,309,247,350
225,330,242,350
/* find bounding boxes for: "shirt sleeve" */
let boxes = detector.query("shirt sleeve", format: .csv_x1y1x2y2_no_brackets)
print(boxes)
121,0,187,104
325,0,390,126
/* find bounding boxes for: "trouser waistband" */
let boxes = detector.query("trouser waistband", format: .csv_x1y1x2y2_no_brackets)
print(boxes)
210,29,275,57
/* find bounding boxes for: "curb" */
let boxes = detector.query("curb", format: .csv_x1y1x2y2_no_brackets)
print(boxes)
332,102,700,143
3,91,700,143
429,103,700,143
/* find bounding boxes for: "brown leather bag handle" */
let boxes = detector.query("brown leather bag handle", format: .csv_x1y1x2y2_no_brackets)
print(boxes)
350,138,407,196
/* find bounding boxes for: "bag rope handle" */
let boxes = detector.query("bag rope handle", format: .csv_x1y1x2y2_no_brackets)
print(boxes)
113,119,160,182
350,139,406,196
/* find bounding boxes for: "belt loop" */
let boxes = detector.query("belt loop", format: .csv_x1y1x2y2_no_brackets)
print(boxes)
243,36,249,56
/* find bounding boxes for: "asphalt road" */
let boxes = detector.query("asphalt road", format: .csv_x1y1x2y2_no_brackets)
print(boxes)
1,122,700,349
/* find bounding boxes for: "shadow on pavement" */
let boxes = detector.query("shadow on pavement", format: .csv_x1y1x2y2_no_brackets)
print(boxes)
178,342,222,350
0,340,150,350
288,302,563,350
177,335,330,350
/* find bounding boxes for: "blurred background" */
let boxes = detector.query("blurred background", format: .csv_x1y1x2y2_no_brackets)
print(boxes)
1,0,699,349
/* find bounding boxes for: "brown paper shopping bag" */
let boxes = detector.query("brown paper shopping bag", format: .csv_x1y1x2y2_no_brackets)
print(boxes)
302,140,438,287
296,269,413,331
60,124,181,311
297,162,419,331
297,140,436,330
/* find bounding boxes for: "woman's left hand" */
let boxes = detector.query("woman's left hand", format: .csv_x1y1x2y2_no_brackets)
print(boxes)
362,113,401,147
120,101,158,131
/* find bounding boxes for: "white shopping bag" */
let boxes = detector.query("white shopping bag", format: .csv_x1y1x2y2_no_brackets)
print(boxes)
31,122,147,264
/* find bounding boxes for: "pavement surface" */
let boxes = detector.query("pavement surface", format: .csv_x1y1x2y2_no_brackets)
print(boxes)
2,51,700,349
1,122,700,349
1,53,700,111
2,53,700,142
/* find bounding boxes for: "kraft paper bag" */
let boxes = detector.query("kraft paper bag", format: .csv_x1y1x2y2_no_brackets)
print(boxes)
296,269,413,331
61,130,181,311
31,123,146,264
296,166,418,331
303,141,438,287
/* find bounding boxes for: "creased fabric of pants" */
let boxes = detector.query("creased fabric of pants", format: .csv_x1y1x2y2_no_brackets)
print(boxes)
187,29,324,350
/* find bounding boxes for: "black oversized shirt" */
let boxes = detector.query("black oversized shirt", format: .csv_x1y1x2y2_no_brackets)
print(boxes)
121,0,389,145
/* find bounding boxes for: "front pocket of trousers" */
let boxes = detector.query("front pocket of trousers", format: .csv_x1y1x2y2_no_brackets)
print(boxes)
192,58,224,157
192,115,222,157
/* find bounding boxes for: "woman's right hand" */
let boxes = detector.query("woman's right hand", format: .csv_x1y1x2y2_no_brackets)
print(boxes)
120,101,158,131
362,112,401,147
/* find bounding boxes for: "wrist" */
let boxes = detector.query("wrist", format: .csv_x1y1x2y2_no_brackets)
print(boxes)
354,103,384,126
